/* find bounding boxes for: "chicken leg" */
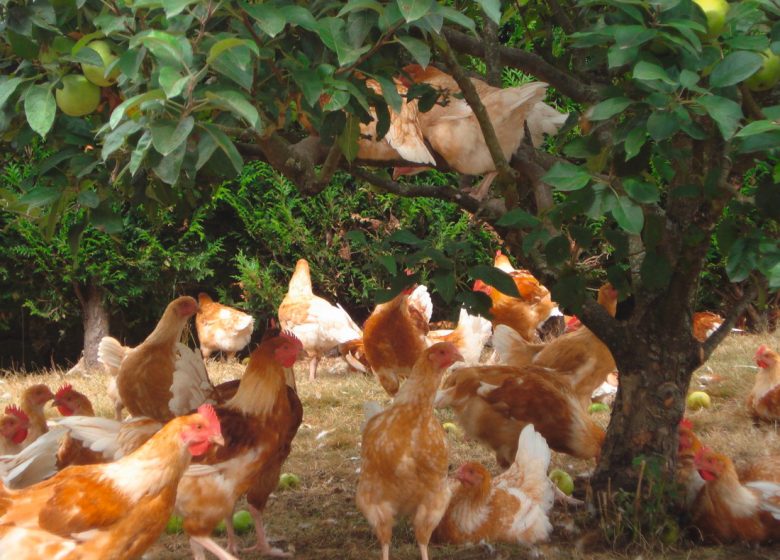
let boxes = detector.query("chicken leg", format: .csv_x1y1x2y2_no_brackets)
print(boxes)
308,355,320,382
243,504,291,557
190,536,240,560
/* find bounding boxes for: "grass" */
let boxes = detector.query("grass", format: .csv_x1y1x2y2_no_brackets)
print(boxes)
1,331,778,560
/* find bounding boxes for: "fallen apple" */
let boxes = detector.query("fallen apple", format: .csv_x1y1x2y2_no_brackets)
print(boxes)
693,0,729,37
81,40,119,87
746,50,780,91
686,390,712,410
55,74,100,117
549,468,574,496
278,472,301,490
232,510,253,534
442,422,462,436
213,519,226,535
588,402,610,414
165,514,183,534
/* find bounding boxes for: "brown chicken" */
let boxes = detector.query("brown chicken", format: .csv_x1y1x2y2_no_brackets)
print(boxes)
357,343,464,560
50,385,102,469
361,285,432,395
677,418,705,507
196,292,254,361
98,335,131,419
397,65,565,199
426,307,492,365
436,365,604,465
116,295,202,421
175,330,303,559
494,283,619,408
747,345,780,422
15,385,54,446
51,384,94,417
433,424,554,545
738,454,780,484
691,446,780,543
0,407,29,456
278,259,362,381
0,406,223,559
692,311,725,342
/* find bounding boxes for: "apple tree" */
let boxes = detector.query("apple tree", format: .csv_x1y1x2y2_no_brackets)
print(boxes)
1,0,778,515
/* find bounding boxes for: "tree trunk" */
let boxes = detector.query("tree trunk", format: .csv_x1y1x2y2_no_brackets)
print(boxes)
78,284,110,370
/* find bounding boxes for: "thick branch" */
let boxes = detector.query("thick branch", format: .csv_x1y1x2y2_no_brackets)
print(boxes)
578,298,626,353
443,28,601,104
434,33,517,187
702,281,758,360
483,20,502,87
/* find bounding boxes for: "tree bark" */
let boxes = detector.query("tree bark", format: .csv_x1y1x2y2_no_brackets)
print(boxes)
75,283,110,370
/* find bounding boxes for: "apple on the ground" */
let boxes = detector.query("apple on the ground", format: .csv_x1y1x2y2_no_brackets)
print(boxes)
549,468,574,496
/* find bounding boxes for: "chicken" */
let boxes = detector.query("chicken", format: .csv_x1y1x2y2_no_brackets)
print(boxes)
433,424,554,545
16,384,54,446
98,335,131,419
738,454,780,484
51,384,94,417
0,405,223,559
174,329,303,559
493,283,619,408
361,285,431,395
677,418,705,507
426,307,492,365
692,311,725,342
1,427,68,489
436,365,604,465
746,345,780,422
0,407,29,456
278,258,362,381
691,446,780,543
357,342,464,560
116,295,204,422
196,292,255,361
397,64,567,199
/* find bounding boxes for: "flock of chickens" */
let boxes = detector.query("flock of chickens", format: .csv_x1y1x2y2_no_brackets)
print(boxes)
0,248,778,559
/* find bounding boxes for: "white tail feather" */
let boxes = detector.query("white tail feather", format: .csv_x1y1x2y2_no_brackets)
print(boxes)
0,427,68,488
454,308,492,365
492,325,544,367
97,336,130,374
168,343,215,415
408,285,433,323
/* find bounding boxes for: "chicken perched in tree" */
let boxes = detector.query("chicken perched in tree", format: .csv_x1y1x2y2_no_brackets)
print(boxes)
175,329,303,559
436,365,604,465
98,335,131,419
0,407,29,456
691,446,780,543
15,385,54,446
278,259,362,381
493,283,619,408
397,64,568,199
361,285,432,395
196,292,255,361
357,343,464,560
0,405,223,560
433,425,554,546
51,384,94,417
746,345,780,422
116,295,208,422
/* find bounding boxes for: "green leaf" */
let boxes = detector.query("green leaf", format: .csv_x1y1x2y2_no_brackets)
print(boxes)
205,90,262,131
102,120,143,161
0,77,22,109
698,95,743,139
469,265,520,297
159,66,188,99
589,97,632,121
278,5,318,31
109,90,165,129
200,123,243,174
397,0,433,22
736,120,780,137
24,84,56,138
77,190,100,208
151,117,194,156
623,178,660,203
624,126,646,160
433,5,476,32
133,30,192,69
432,270,456,304
496,208,541,228
207,38,259,65
550,274,587,313
545,235,571,266
647,110,679,141
19,186,61,208
388,229,424,245
130,131,152,176
633,61,677,85
160,0,200,18
476,0,501,23
542,162,592,191
317,17,371,66
153,141,186,185
612,196,644,234
241,2,287,37
337,114,360,162
209,44,253,91
69,46,103,67
338,0,384,16
91,201,123,233
709,51,763,88
374,75,402,113
397,35,431,68
640,251,672,290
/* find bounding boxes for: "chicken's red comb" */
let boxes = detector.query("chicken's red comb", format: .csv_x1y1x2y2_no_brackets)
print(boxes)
679,418,693,431
281,329,302,346
4,404,28,421
196,404,221,435
55,383,73,400
755,345,768,358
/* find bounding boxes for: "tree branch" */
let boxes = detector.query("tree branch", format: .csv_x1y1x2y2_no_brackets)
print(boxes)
442,28,601,104
702,281,758,361
546,0,576,35
483,19,503,87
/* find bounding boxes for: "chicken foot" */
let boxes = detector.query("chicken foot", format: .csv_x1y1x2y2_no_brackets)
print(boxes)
243,504,292,557
308,356,320,382
464,171,498,201
190,535,240,560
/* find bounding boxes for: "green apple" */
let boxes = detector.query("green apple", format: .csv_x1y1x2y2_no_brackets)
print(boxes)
686,390,712,410
588,403,610,414
549,468,574,496
693,0,729,37
278,472,301,490
213,519,226,535
81,40,119,87
55,74,101,117
746,50,780,92
442,422,462,436
165,514,183,534
660,518,680,545
232,510,254,534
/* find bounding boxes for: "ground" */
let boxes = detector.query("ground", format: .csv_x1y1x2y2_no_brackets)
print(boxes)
0,330,778,560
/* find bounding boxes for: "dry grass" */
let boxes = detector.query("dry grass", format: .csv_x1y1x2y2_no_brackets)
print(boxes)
1,331,778,560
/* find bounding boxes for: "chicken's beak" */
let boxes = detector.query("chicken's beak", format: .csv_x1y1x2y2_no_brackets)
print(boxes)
210,433,225,447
